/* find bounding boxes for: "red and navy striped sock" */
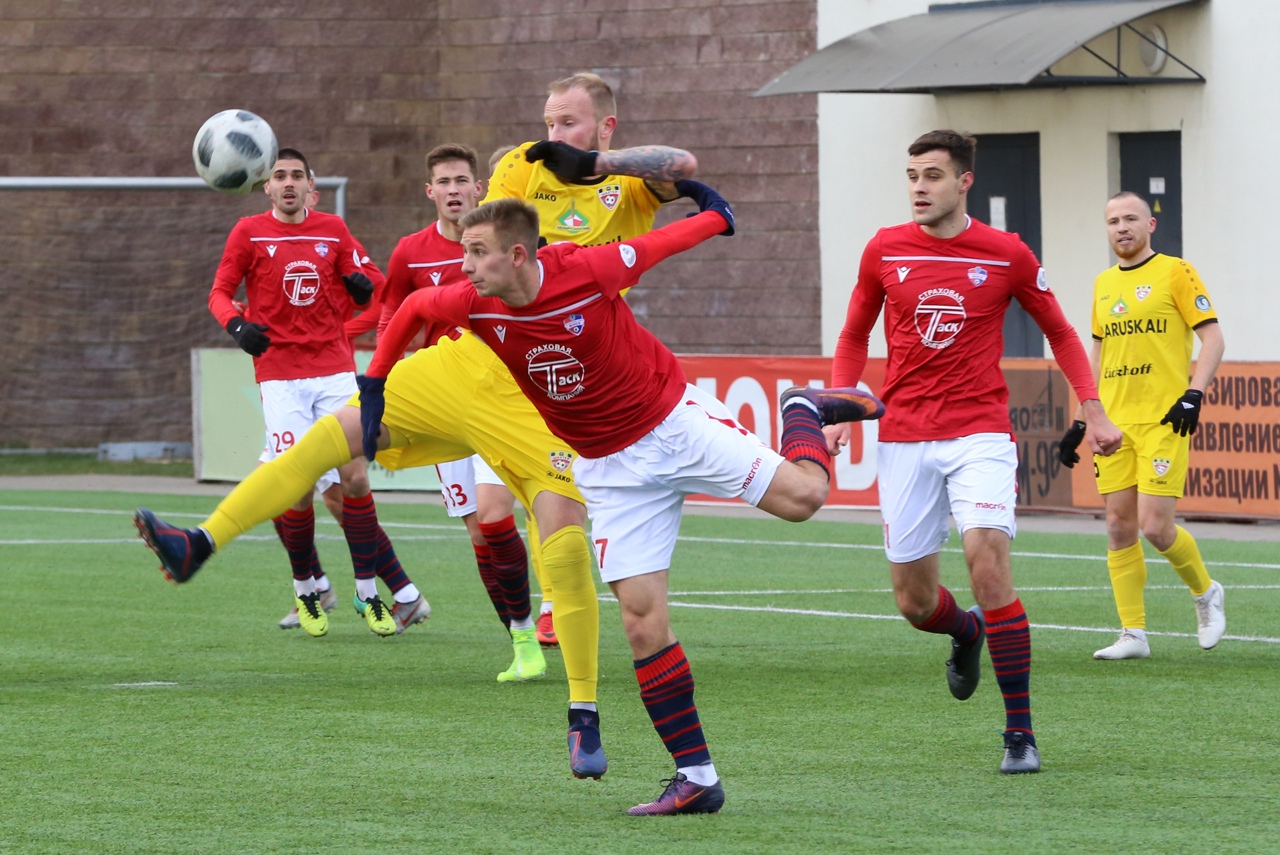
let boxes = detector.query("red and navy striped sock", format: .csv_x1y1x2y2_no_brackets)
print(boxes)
911,584,981,644
986,598,1034,742
478,516,531,624
779,402,831,478
341,494,409,594
275,507,317,582
472,541,509,627
634,641,712,768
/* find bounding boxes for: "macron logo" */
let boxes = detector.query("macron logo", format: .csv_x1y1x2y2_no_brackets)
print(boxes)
494,325,507,343
430,271,443,286
897,266,911,283
267,245,277,257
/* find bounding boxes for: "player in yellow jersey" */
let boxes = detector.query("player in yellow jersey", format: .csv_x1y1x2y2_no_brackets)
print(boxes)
1059,191,1227,659
479,71,697,644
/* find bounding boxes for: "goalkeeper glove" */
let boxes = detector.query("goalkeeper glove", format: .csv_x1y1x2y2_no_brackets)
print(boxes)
342,272,374,305
1057,420,1087,468
225,316,270,357
1161,389,1204,436
673,180,736,236
357,375,387,461
526,141,599,181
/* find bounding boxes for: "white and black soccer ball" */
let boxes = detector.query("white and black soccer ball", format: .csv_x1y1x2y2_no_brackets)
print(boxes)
192,110,278,195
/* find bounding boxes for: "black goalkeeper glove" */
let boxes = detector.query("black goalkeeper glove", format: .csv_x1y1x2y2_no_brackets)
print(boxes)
526,141,599,181
225,316,270,357
1161,389,1204,436
673,179,736,236
357,375,387,461
342,272,374,306
1057,420,1087,468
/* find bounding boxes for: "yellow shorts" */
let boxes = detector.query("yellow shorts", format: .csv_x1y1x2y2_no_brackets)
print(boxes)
1093,421,1189,497
349,332,584,510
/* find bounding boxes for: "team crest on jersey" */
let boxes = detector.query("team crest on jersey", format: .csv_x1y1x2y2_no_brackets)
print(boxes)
282,260,320,307
1036,267,1049,292
314,243,329,258
557,202,590,234
1135,285,1152,301
597,184,621,211
527,343,585,401
564,313,585,335
1110,298,1129,316
549,450,575,473
913,288,966,350
967,266,988,286
1152,457,1171,477
1196,295,1212,312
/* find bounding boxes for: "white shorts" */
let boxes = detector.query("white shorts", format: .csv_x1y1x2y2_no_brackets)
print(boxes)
435,454,509,518
877,433,1018,564
258,372,357,493
573,384,784,584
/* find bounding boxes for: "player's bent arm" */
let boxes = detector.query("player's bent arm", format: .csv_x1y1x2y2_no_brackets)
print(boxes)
1189,321,1225,392
208,274,247,328
831,243,886,387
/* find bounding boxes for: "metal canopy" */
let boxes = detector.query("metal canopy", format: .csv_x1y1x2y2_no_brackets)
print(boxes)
756,0,1205,96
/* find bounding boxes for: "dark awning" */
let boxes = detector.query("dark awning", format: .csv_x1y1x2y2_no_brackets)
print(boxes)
756,0,1205,96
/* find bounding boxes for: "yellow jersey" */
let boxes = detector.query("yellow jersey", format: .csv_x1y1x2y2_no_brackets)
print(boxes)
482,141,662,245
1091,253,1218,425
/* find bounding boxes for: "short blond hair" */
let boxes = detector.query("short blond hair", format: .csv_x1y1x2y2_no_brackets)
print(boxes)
547,71,616,121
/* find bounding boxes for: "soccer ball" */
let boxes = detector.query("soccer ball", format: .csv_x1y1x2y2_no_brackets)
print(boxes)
192,110,278,195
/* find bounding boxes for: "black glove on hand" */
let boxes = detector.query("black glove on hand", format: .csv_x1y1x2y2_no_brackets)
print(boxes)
1057,420,1087,468
225,316,270,357
342,272,374,306
357,375,387,461
673,179,736,236
1161,388,1204,436
526,141,599,181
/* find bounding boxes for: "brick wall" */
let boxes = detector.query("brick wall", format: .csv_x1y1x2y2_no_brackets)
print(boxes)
0,0,818,447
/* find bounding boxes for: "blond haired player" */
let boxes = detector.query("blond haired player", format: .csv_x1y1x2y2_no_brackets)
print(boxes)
481,71,696,644
1059,191,1227,659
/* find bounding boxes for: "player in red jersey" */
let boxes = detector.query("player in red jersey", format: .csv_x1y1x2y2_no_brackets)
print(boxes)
810,130,1123,774
203,148,428,638
358,193,881,815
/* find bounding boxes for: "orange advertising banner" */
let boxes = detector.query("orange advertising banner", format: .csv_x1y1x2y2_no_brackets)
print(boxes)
677,355,1280,519
1072,362,1280,519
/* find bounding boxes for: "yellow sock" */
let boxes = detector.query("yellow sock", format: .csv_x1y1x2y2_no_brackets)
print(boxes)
525,514,555,606
204,415,351,549
1107,541,1148,630
1159,525,1211,597
539,525,597,703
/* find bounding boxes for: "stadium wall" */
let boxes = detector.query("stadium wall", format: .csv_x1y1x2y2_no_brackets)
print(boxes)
0,1,818,448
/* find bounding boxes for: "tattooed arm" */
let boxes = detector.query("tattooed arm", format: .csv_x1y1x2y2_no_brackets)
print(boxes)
527,140,695,194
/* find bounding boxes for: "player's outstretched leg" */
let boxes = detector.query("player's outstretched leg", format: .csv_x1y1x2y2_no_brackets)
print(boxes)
780,384,885,425
134,508,213,584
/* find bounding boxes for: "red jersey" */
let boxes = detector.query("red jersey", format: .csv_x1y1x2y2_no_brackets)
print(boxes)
209,209,367,383
376,221,469,348
833,218,1097,441
370,211,728,458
